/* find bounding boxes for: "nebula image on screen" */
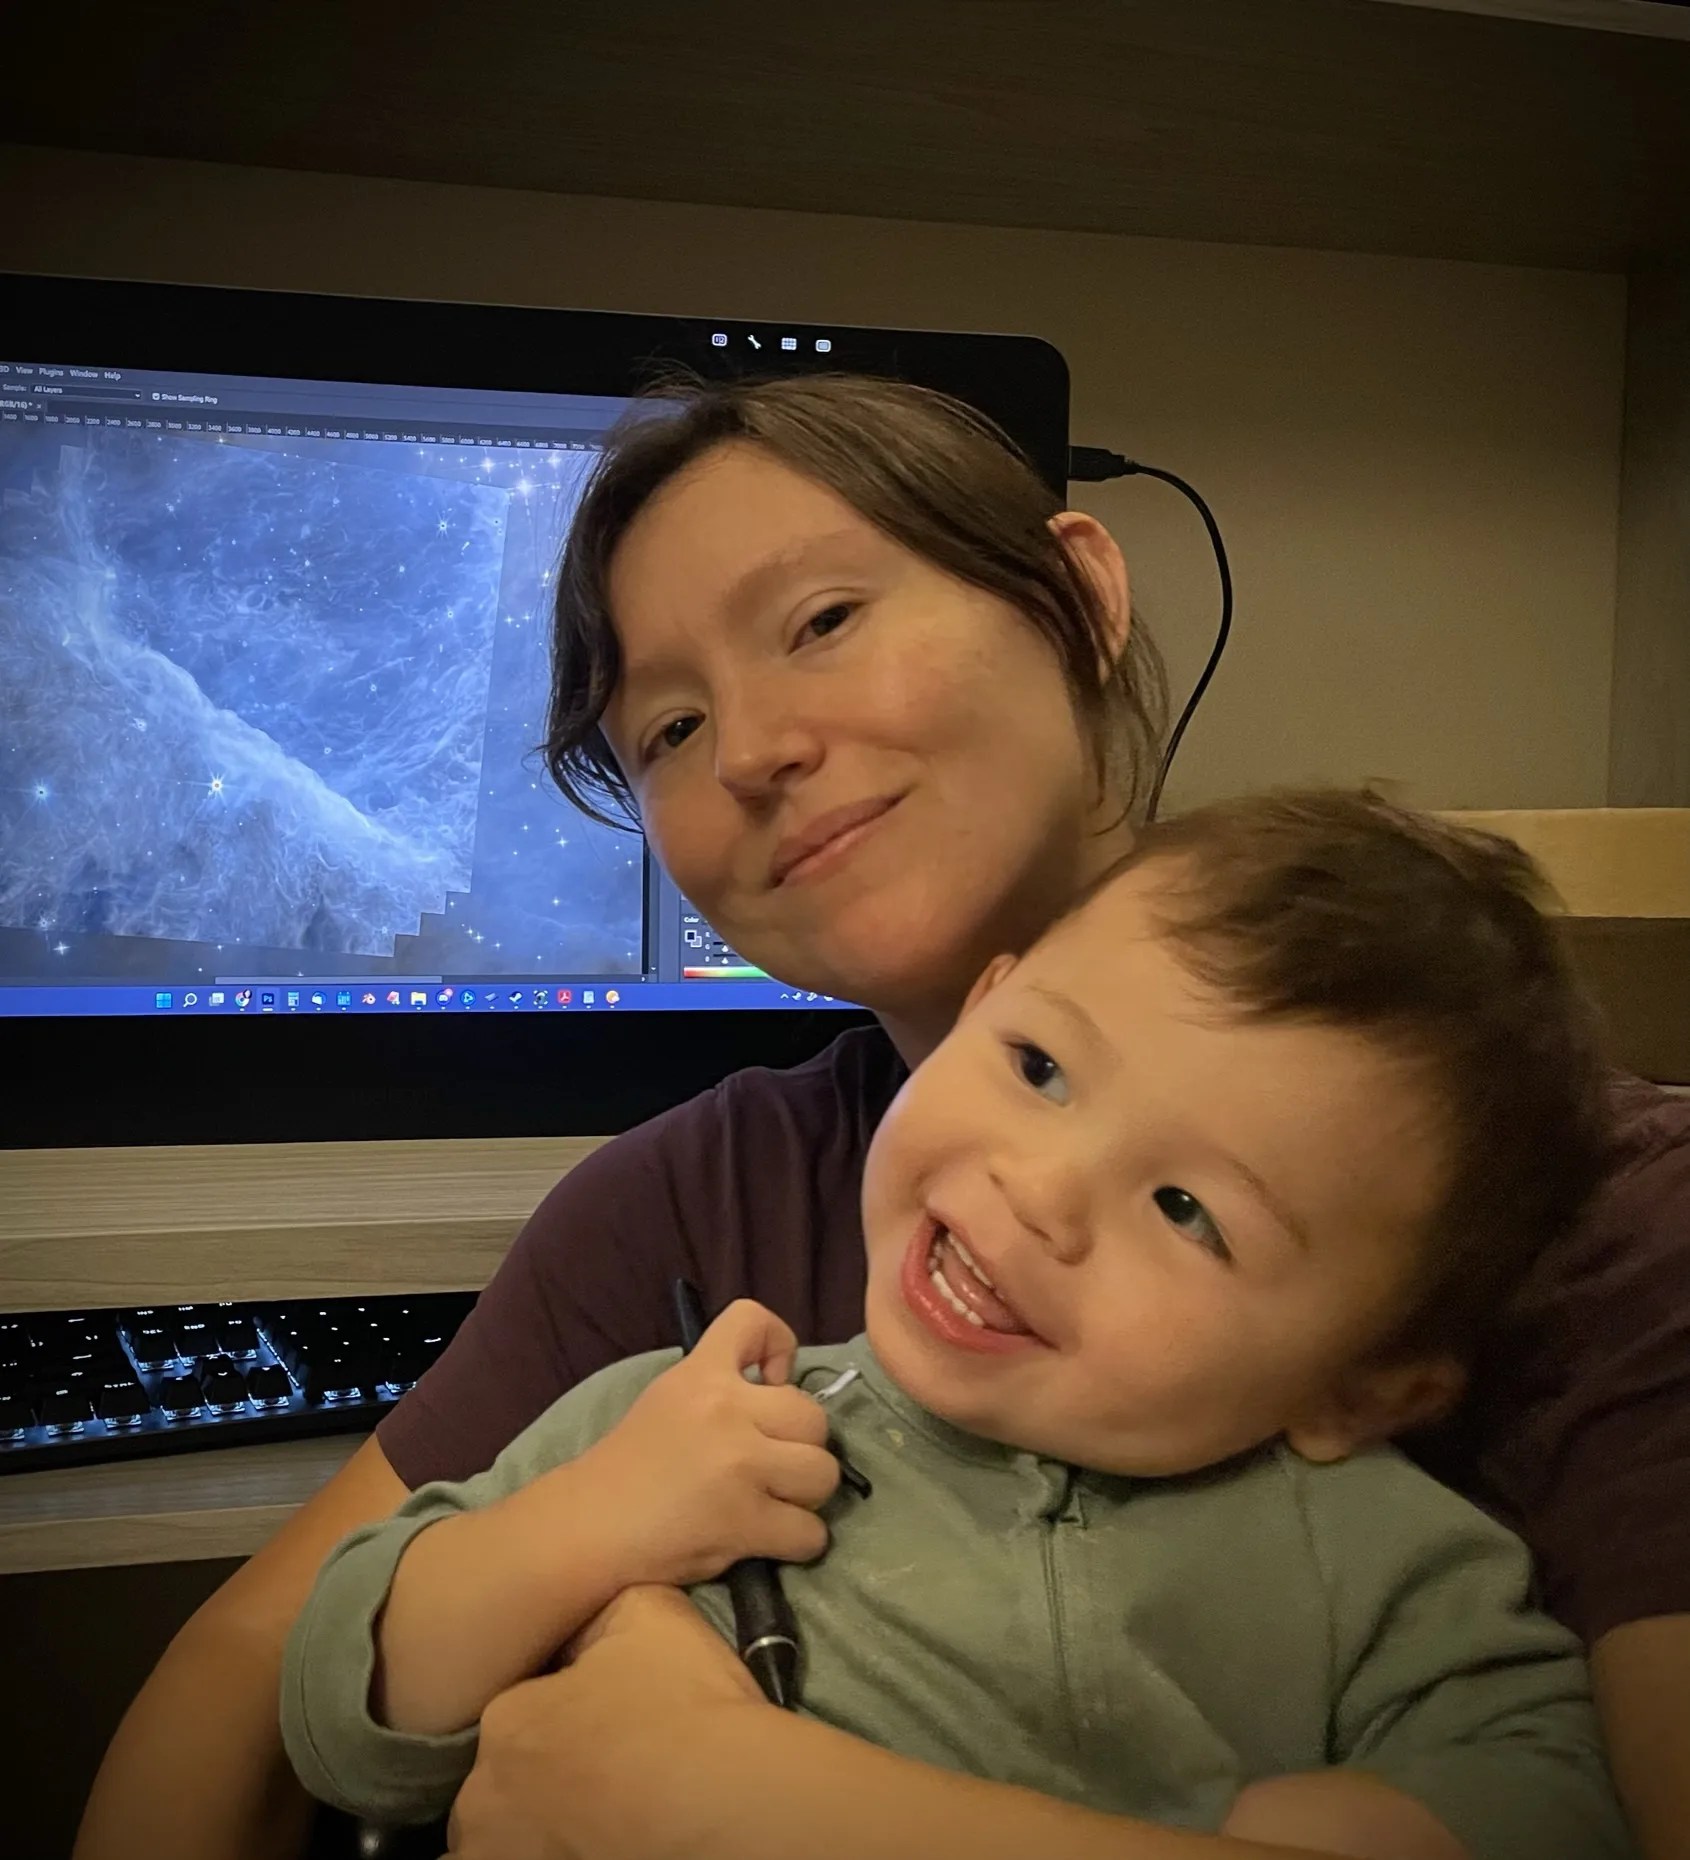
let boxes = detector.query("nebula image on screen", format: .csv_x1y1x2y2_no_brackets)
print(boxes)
0,424,644,987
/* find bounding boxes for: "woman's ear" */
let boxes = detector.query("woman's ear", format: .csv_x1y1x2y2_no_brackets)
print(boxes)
1048,510,1131,666
961,953,1018,1019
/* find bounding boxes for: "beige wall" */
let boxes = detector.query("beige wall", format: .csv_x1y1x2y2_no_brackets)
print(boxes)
1611,259,1690,807
0,142,1626,810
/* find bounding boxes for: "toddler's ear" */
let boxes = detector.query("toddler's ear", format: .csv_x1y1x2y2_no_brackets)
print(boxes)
1285,1356,1467,1464
961,952,1018,1018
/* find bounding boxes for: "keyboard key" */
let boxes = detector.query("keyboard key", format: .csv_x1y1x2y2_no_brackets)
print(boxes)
200,1357,249,1408
216,1318,260,1357
40,1385,98,1431
381,1345,428,1388
126,1324,179,1371
0,1393,37,1435
156,1375,204,1419
301,1349,379,1404
96,1379,153,1425
246,1364,292,1405
174,1320,216,1360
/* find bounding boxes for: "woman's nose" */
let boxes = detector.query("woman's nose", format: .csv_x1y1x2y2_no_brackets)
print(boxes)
711,679,824,800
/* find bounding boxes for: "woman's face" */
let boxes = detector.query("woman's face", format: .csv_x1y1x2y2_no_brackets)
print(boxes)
601,442,1132,1034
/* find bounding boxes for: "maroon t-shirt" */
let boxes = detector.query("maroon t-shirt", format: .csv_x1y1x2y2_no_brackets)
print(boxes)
378,1028,1690,1645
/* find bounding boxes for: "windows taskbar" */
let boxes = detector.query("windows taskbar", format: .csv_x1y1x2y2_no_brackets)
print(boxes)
0,980,854,1017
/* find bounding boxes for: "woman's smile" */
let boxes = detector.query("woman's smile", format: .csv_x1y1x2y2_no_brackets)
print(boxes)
769,794,904,889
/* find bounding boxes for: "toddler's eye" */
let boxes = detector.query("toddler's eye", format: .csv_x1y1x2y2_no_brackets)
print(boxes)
801,602,853,642
1153,1187,1232,1262
1010,1041,1069,1104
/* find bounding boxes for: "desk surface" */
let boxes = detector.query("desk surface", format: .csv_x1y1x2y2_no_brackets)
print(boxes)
0,1433,363,1575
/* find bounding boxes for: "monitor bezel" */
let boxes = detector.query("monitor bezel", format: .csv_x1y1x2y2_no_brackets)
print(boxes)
1,271,1069,1148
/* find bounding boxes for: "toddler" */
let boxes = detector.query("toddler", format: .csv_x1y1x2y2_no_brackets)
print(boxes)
282,790,1629,1860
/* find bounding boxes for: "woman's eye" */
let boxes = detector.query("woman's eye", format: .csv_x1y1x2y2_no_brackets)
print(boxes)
799,601,854,643
647,714,701,761
1153,1187,1232,1262
1010,1041,1069,1105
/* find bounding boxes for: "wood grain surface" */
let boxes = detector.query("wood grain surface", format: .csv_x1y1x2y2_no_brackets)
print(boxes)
0,1433,362,1573
0,1136,601,1313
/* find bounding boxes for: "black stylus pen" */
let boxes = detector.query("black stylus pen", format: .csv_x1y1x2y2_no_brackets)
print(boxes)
673,1278,803,1710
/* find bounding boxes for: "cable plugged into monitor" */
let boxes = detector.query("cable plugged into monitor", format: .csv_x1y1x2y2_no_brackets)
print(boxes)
1067,445,1233,823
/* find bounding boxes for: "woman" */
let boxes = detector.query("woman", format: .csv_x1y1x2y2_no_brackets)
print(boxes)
75,377,1690,1860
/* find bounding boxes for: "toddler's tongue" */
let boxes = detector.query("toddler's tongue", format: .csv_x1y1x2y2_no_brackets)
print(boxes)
935,1232,1032,1335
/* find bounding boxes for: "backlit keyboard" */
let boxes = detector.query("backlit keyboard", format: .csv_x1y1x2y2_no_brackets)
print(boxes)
0,1291,474,1474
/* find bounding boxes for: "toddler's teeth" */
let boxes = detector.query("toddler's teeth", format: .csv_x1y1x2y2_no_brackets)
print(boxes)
929,1264,984,1326
949,1234,996,1291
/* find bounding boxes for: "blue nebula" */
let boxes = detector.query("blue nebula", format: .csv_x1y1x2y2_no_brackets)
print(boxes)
0,427,642,981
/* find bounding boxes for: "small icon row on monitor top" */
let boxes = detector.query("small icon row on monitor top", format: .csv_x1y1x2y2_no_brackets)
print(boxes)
711,333,832,354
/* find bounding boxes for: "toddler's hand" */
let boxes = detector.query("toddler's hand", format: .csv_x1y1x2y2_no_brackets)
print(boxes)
565,1300,840,1587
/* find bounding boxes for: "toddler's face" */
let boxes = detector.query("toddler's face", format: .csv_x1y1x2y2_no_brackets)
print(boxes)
860,865,1453,1476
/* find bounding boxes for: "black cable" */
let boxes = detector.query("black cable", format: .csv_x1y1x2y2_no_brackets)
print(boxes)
1067,445,1233,823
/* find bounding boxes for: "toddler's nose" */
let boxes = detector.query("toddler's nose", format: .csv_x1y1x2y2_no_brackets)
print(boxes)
992,1164,1089,1266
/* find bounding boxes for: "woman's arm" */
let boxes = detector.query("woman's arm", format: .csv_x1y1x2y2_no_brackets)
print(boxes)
637,1711,1467,1860
72,1433,409,1860
1593,1615,1690,1860
1222,1773,1468,1860
546,1707,1450,1860
444,1587,1469,1860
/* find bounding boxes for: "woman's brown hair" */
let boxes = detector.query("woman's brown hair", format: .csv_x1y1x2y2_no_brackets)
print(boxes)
542,372,1167,829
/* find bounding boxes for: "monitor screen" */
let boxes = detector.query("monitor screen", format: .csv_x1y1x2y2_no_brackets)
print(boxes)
0,273,1069,1143
0,361,806,1021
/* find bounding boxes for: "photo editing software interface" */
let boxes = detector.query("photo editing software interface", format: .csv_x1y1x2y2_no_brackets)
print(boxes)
0,348,848,1020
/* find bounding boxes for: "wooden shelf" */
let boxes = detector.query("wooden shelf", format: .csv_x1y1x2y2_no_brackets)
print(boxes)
0,1432,362,1574
6,0,1690,271
0,1135,600,1313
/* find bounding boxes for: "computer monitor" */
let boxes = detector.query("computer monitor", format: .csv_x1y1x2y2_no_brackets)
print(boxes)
0,273,1069,1146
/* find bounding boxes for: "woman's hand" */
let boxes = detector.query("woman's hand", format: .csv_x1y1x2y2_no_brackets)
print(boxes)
443,1585,764,1860
444,1587,1430,1860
